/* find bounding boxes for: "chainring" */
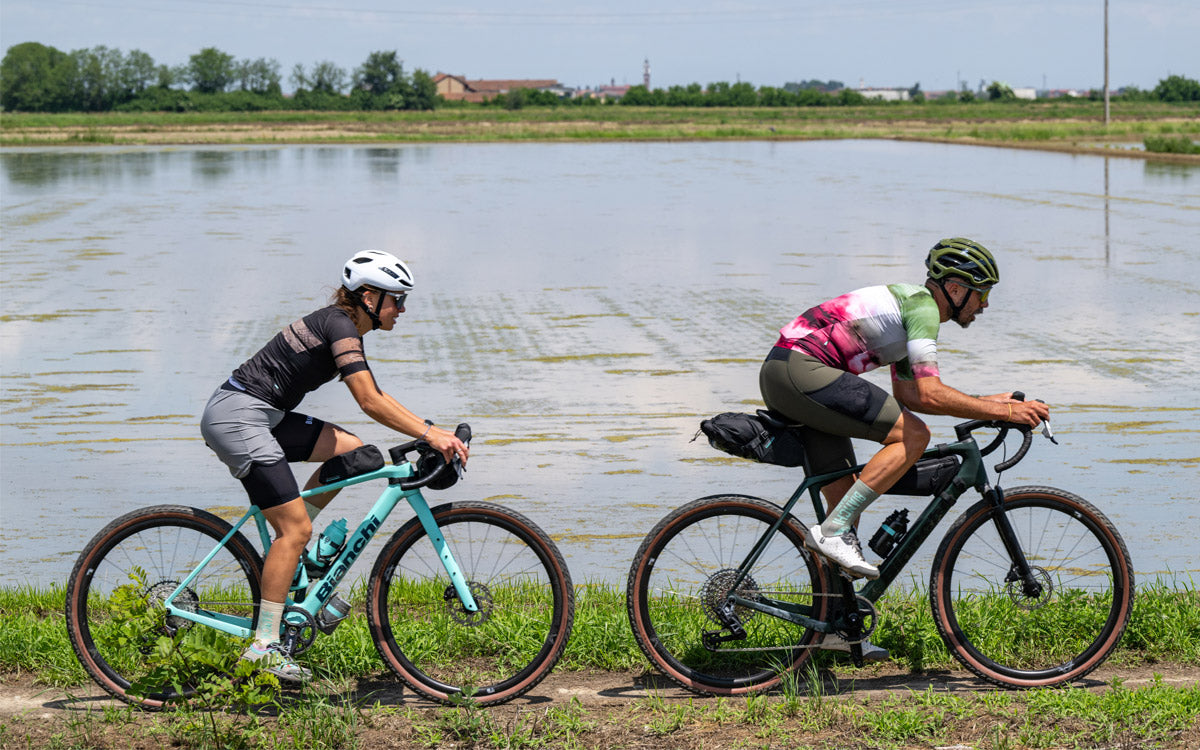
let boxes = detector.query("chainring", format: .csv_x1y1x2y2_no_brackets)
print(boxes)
282,605,319,655
830,595,879,642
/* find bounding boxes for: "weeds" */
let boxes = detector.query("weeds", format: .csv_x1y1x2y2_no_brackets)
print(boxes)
3,577,1198,748
1145,134,1200,154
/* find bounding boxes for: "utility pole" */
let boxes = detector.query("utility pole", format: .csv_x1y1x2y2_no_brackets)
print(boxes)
1104,0,1110,126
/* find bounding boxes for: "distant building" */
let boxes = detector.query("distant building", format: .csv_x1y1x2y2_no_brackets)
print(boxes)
855,87,910,102
1043,88,1084,99
432,73,563,103
1012,87,1037,100
596,84,631,100
575,83,631,101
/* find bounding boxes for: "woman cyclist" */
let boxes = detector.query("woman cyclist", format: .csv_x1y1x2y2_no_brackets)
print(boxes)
200,250,469,681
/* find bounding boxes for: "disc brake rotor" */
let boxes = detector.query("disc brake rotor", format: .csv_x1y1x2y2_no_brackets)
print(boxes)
444,581,493,626
1006,566,1054,611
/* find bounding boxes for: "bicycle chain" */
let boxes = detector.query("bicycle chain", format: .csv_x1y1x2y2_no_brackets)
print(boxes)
700,590,878,653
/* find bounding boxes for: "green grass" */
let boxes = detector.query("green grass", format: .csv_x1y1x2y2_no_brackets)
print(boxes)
2,100,1198,148
1144,134,1200,154
2,577,1196,688
1,578,1197,748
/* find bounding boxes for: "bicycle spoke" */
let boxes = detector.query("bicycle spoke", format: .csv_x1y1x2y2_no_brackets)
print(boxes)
932,487,1133,688
369,503,572,705
627,496,826,695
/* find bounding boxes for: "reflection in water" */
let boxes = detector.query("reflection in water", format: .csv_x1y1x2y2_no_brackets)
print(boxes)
1105,157,1110,264
1,142,1197,587
1143,160,1197,181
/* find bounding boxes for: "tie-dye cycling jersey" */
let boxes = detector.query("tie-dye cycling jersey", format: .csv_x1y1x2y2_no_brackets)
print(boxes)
774,284,941,381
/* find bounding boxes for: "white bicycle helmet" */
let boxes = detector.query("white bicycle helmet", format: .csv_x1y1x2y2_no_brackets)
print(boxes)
342,250,415,293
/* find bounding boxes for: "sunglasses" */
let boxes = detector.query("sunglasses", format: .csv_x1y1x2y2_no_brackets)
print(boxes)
954,281,992,303
388,292,408,308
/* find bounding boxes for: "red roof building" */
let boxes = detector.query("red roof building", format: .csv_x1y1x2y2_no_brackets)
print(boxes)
433,74,562,103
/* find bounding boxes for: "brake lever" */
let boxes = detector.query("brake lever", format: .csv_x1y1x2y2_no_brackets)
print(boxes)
1034,399,1058,444
1041,419,1058,445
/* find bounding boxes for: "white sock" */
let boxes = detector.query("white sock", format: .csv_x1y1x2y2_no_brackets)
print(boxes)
255,599,285,645
820,480,880,537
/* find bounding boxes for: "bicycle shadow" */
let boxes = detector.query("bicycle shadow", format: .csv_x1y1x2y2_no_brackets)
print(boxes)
597,667,1111,701
334,676,554,709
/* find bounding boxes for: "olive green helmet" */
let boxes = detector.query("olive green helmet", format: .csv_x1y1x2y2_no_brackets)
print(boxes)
925,238,999,286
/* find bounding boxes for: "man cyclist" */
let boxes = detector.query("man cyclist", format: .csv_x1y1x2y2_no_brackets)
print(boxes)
200,250,469,681
759,238,1049,659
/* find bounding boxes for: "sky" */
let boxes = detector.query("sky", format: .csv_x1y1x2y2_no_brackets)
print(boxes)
2,0,1197,94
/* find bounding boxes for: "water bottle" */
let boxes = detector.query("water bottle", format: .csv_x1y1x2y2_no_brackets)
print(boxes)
868,509,909,559
306,518,348,572
316,593,351,634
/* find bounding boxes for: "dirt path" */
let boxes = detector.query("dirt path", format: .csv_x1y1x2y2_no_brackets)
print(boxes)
3,663,1197,717
3,665,1197,749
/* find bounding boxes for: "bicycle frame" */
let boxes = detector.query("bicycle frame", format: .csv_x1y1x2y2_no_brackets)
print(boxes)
160,459,478,638
724,430,1014,633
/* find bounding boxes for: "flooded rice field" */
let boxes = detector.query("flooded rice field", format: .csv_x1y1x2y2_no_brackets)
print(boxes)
1,141,1197,588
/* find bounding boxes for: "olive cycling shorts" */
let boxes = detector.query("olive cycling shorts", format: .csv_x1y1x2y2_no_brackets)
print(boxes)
758,347,902,475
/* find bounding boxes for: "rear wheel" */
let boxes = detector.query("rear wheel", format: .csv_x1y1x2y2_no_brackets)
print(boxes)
931,486,1134,688
626,495,830,696
367,502,574,706
65,505,263,708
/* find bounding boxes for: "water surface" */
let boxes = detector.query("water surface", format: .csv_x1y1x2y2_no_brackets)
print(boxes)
1,141,1197,588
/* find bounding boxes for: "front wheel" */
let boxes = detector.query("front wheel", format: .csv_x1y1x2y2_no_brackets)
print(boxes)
626,495,830,696
65,505,264,708
930,486,1134,688
366,502,574,706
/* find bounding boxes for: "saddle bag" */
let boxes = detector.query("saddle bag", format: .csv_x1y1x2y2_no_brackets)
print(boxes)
318,444,385,485
887,455,960,496
698,411,806,467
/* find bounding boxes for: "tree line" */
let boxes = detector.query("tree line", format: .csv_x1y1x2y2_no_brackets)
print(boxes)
0,43,436,112
3,41,1198,113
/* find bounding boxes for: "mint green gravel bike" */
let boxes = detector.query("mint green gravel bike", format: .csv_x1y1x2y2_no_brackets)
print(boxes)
66,425,575,709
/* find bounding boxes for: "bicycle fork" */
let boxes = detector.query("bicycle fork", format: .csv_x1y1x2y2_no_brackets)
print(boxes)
983,485,1044,599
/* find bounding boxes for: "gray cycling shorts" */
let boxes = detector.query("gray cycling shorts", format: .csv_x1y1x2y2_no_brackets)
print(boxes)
199,386,322,479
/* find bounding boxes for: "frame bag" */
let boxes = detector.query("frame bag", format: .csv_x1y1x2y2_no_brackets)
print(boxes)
318,444,385,485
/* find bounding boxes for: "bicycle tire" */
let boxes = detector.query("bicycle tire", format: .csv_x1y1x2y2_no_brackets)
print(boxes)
930,486,1134,688
65,505,264,709
366,501,574,706
626,495,831,696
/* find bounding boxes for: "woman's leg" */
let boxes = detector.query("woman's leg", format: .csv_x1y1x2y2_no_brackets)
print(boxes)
258,498,313,621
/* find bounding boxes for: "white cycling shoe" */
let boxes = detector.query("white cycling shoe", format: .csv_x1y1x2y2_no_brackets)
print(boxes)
820,634,891,663
241,640,312,683
805,525,880,580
